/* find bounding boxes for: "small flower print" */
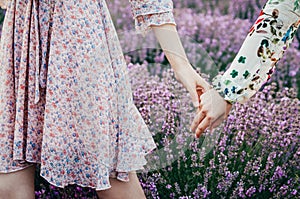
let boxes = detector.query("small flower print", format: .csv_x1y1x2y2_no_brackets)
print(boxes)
243,70,250,79
238,56,246,64
230,70,239,78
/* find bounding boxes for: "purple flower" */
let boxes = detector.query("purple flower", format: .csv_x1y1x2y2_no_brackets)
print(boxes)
246,186,256,197
166,184,172,189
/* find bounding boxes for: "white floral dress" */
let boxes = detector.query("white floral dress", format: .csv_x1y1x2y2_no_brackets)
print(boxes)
213,0,300,104
0,0,175,190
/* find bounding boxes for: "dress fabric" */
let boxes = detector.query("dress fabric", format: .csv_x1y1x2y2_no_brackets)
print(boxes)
212,0,300,104
0,0,175,190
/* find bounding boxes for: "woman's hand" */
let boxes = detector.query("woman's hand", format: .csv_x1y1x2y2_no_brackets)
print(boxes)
174,65,211,107
190,88,232,138
151,23,211,107
151,23,231,136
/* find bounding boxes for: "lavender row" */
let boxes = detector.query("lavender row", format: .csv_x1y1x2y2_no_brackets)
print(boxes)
129,63,299,199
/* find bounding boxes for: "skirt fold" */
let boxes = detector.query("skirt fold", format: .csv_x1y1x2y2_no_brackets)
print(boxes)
0,0,156,190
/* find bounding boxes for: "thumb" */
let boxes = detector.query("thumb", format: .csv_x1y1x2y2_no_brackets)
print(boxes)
196,86,204,97
190,88,202,107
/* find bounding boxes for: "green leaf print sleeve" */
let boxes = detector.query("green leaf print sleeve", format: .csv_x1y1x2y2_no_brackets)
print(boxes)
212,0,300,104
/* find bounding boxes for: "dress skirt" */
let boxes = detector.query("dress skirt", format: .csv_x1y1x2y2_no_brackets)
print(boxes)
0,0,157,190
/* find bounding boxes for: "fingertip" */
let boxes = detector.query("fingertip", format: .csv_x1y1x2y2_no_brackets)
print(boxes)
196,106,201,113
190,125,196,133
195,130,201,139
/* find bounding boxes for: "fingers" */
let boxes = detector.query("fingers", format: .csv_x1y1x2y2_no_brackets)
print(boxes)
194,109,228,138
191,89,232,138
196,86,204,97
191,86,205,107
190,109,206,132
209,114,225,130
191,90,200,107
195,116,212,138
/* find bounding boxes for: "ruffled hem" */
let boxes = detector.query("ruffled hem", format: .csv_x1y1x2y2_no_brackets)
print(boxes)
134,11,176,36
40,167,147,191
0,101,157,190
0,162,150,191
0,139,156,191
0,162,35,174
39,143,157,191
129,0,173,17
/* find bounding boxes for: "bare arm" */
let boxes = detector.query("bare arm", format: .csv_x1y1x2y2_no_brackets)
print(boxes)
129,0,211,107
151,23,211,91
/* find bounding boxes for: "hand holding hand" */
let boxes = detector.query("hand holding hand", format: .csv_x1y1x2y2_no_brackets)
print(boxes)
190,88,232,138
151,23,232,136
173,65,211,107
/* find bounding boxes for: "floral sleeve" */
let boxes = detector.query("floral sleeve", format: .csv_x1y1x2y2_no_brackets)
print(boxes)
212,0,300,104
129,0,176,36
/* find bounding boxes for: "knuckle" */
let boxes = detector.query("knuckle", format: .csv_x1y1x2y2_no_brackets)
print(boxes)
207,115,213,121
198,103,204,109
197,127,203,132
201,109,208,115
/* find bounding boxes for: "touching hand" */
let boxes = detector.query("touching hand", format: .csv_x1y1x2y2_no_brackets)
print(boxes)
190,88,232,138
174,65,211,107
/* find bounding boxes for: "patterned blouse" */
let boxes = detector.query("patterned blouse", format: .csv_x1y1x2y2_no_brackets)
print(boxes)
212,0,300,104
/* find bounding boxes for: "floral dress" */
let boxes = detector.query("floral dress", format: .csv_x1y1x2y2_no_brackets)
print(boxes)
212,0,300,104
0,0,175,190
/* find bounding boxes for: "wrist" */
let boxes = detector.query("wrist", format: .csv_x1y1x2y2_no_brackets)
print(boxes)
201,82,213,92
169,56,191,72
171,60,194,78
210,87,234,105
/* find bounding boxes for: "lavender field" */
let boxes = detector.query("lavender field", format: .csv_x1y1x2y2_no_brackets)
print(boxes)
0,0,299,198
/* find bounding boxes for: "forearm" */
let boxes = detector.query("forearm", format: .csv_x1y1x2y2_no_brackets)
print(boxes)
151,23,211,90
129,0,188,69
151,24,189,70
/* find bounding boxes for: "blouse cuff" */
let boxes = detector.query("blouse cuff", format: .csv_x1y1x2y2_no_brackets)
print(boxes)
212,74,255,104
212,75,236,104
134,11,176,36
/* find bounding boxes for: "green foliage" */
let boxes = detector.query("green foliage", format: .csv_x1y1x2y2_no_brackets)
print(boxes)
0,9,4,25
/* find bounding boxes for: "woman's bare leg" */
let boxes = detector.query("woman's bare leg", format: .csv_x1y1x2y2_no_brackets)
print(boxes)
0,165,35,199
97,172,146,199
